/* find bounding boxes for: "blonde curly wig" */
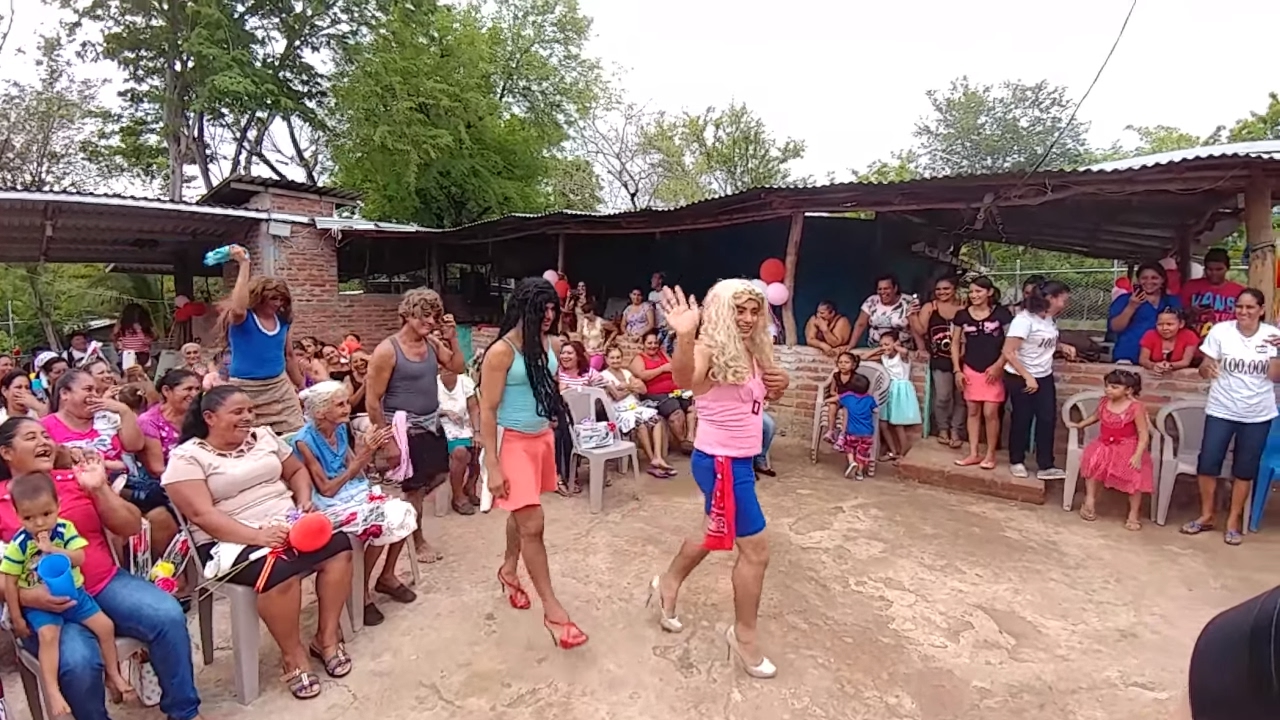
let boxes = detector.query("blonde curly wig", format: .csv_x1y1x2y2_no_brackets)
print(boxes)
700,278,775,385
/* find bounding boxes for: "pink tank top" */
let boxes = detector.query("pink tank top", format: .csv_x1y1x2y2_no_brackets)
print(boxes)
693,370,766,458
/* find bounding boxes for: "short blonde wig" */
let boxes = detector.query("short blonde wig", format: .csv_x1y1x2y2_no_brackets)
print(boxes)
399,288,443,322
700,278,774,385
299,380,349,420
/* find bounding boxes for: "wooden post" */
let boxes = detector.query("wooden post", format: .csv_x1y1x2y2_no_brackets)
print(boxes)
1244,173,1275,313
556,233,566,276
781,212,804,345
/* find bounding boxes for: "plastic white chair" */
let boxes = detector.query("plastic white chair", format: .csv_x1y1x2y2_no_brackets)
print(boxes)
810,363,887,475
1152,399,1234,527
562,385,640,513
1060,391,1104,511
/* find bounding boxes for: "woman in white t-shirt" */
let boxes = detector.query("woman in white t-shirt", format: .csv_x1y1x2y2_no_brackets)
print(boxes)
851,274,924,348
1001,280,1077,479
438,368,481,514
1182,288,1280,545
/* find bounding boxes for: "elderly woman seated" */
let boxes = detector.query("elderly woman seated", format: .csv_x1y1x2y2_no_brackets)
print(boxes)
292,381,418,627
161,385,354,701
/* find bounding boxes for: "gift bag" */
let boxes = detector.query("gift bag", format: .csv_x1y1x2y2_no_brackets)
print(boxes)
573,419,615,450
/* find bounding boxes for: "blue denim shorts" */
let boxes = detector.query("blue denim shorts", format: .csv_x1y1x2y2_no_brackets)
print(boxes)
690,450,766,538
24,586,100,630
1197,415,1272,481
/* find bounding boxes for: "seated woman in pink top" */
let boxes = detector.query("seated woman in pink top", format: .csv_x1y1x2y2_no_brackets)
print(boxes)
646,280,789,679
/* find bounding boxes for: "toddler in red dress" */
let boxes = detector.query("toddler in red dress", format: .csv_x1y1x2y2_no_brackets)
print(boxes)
1068,369,1154,531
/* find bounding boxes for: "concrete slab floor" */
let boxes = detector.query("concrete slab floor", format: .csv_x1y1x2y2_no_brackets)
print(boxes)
4,442,1277,720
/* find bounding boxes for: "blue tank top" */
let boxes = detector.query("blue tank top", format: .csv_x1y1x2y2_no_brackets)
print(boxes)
227,312,288,380
497,337,558,433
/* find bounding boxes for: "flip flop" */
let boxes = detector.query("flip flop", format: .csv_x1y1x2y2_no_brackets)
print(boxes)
646,467,667,479
1079,507,1098,522
1224,530,1244,546
1125,520,1142,532
1180,519,1215,535
660,467,678,478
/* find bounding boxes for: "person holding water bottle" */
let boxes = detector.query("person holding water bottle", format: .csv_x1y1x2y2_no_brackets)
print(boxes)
1,463,135,716
213,244,306,433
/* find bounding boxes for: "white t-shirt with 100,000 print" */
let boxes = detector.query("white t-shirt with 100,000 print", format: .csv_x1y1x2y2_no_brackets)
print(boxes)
1200,320,1280,423
1003,311,1059,379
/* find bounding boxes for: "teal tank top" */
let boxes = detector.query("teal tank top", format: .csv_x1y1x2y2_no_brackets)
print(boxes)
497,337,558,433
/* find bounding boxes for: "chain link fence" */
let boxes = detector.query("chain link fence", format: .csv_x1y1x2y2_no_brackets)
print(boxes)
983,260,1249,333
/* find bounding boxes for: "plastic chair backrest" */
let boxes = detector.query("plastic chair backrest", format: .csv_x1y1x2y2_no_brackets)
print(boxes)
857,363,892,407
561,385,620,453
1154,399,1208,456
1060,391,1104,447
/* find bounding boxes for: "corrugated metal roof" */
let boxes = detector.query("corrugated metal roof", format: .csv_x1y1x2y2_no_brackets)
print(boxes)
1084,140,1280,173
0,190,313,223
199,174,363,206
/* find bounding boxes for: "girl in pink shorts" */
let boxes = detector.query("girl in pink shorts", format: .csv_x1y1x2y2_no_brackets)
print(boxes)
951,277,1013,470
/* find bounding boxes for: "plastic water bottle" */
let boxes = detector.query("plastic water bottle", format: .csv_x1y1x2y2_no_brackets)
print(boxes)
203,245,248,267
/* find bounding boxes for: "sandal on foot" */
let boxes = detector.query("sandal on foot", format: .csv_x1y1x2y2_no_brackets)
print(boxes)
309,643,353,678
283,668,322,699
646,466,667,479
1079,507,1098,522
555,480,572,497
1180,519,1215,535
1125,519,1142,531
374,580,418,604
452,500,477,516
1224,530,1244,546
497,568,532,610
948,438,964,449
822,431,837,444
543,617,589,650
936,432,951,445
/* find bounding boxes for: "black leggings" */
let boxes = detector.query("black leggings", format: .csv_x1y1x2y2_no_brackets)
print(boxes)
554,414,574,482
1004,372,1057,469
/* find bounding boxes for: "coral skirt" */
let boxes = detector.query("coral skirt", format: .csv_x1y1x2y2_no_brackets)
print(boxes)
495,427,558,512
961,365,1006,403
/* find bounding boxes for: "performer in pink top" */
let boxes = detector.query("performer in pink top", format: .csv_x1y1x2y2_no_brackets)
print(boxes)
646,280,789,678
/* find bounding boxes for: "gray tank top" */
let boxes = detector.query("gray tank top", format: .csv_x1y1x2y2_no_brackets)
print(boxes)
381,337,440,417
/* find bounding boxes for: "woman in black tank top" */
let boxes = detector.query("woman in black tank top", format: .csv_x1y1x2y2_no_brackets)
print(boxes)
911,277,966,448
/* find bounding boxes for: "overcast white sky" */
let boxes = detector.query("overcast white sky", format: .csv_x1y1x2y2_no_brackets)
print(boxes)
3,0,1277,182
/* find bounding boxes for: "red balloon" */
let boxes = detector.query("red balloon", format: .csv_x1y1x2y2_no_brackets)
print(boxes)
289,513,333,553
554,279,570,299
759,258,785,284
1115,277,1132,292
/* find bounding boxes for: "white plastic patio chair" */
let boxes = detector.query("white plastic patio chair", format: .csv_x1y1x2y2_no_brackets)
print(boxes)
562,385,640,513
1153,399,1234,527
810,362,888,475
1061,391,1104,512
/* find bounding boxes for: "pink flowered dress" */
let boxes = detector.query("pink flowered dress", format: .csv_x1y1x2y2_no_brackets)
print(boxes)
1079,402,1154,494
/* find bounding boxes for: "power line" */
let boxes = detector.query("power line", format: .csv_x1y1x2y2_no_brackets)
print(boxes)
1023,0,1138,178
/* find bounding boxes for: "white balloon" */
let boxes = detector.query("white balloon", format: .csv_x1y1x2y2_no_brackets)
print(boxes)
750,279,768,293
1190,261,1205,280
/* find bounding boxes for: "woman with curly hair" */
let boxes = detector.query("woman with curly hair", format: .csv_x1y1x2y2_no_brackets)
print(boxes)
479,277,587,650
647,280,789,678
215,245,306,433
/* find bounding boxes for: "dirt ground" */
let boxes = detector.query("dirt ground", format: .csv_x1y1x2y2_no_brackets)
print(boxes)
5,442,1277,720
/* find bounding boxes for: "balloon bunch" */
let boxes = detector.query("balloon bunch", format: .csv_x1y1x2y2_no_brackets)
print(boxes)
173,295,209,323
754,259,790,306
542,269,571,300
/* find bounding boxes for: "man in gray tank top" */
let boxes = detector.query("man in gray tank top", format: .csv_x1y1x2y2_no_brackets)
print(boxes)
367,288,467,569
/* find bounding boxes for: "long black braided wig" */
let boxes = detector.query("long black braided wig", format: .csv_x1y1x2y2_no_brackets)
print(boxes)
499,277,564,422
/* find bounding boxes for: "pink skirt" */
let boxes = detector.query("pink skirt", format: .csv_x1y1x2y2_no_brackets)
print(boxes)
962,365,1006,403
495,427,558,512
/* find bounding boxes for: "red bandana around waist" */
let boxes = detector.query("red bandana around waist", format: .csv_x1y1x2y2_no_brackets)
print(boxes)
703,455,736,551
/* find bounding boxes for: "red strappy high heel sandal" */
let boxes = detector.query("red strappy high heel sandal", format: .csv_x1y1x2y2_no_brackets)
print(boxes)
496,568,531,610
544,617,589,650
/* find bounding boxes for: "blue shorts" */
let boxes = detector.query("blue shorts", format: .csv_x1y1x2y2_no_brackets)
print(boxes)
1197,415,1273,481
24,586,101,631
690,450,766,538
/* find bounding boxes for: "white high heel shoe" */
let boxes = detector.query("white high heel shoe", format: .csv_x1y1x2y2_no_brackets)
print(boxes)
645,575,683,633
725,626,777,679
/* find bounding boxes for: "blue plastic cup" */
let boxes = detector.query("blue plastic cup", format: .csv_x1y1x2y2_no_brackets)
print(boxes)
37,554,76,599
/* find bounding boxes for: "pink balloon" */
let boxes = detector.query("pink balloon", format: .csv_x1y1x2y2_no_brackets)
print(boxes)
542,269,560,283
1111,287,1127,302
765,282,789,306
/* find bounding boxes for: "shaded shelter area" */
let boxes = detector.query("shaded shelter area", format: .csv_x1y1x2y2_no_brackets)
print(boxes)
330,144,1280,341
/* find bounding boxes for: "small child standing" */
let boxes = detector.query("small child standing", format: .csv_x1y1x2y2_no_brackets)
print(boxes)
1068,370,1154,531
877,331,922,462
1,472,134,716
833,373,878,479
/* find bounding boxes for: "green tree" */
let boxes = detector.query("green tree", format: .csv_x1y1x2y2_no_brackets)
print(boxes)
643,102,807,206
1228,92,1280,142
912,77,1091,175
330,0,603,226
545,155,602,211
